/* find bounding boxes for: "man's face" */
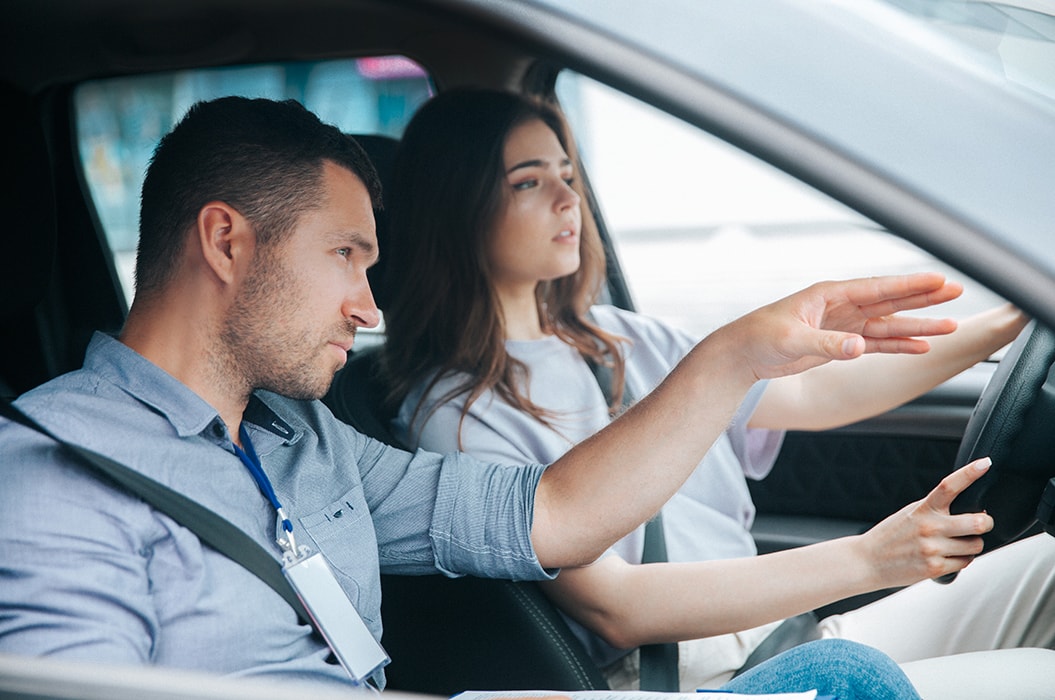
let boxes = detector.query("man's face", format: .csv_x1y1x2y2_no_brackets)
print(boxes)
223,161,380,400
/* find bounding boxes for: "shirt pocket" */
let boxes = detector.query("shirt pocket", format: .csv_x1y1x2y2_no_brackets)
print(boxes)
297,485,381,625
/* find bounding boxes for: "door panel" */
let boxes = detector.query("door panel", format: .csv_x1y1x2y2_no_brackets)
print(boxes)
750,363,992,551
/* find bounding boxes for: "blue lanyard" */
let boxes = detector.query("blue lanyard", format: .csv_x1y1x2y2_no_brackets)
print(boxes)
233,424,297,552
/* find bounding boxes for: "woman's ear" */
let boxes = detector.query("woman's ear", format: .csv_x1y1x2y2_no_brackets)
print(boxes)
197,201,254,286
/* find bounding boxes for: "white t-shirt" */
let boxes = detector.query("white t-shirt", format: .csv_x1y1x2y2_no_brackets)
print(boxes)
393,305,784,664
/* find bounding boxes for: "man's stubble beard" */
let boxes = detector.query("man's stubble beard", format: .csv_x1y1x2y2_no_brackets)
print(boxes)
220,248,338,402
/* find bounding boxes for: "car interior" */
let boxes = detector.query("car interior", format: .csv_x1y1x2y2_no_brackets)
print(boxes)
323,132,612,694
0,6,653,691
4,0,1055,697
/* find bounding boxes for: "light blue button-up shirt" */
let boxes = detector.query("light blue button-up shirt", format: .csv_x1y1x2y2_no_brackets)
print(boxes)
0,333,549,688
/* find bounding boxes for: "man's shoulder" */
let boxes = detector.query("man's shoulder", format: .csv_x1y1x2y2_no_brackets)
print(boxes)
4,363,202,498
1,378,157,519
15,361,144,421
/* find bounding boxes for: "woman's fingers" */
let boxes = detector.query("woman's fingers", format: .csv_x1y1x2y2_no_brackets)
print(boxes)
916,459,994,578
865,458,995,585
924,457,993,514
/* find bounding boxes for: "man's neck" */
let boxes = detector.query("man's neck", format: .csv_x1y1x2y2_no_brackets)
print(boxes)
121,301,249,443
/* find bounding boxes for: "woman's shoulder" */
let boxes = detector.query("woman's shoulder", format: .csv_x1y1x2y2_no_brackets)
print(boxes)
396,368,471,421
588,304,696,354
394,365,511,443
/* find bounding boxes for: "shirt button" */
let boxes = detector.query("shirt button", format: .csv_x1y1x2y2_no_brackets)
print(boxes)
212,423,225,438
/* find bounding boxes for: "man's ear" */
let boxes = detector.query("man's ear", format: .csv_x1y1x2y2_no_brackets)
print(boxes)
197,202,254,286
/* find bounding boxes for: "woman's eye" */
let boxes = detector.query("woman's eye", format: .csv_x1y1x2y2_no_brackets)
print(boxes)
512,179,538,191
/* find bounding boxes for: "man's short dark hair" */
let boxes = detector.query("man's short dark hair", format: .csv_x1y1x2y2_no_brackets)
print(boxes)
135,97,381,298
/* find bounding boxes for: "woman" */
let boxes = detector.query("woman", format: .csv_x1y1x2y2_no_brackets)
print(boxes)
381,88,1052,694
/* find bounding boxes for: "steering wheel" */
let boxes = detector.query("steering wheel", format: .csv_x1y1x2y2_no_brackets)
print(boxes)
947,320,1055,557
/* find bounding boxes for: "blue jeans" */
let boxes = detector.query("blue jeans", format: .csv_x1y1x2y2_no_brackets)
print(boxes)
721,639,920,700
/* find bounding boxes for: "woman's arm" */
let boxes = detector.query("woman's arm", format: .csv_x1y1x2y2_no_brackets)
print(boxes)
531,273,962,568
751,303,1027,432
542,459,993,647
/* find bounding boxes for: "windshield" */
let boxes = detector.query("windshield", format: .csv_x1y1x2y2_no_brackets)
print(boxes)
883,0,1055,103
526,0,1055,304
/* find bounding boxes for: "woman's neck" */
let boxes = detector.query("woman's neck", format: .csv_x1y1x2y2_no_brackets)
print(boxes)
496,286,547,341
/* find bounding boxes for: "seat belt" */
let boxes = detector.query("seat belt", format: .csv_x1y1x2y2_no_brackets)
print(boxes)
0,398,312,627
585,337,821,683
584,352,680,692
637,514,681,692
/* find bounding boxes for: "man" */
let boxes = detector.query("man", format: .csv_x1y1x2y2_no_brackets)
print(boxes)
0,96,975,692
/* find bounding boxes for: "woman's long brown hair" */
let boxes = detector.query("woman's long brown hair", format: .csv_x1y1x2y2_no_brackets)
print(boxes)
381,88,627,448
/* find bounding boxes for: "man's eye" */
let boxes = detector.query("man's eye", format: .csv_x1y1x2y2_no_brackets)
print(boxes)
336,247,351,258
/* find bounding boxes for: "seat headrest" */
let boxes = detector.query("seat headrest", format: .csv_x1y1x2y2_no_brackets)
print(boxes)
349,133,400,311
0,83,57,319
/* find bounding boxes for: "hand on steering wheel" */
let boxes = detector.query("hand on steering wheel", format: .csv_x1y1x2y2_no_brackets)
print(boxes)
937,320,1055,583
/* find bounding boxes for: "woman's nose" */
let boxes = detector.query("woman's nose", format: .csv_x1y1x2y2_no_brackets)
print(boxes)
557,180,580,211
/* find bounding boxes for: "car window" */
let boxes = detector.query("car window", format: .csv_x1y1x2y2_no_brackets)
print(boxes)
881,0,1055,104
74,56,433,316
556,71,1009,342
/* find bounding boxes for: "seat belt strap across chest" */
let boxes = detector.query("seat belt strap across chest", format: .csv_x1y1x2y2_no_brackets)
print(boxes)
584,349,681,692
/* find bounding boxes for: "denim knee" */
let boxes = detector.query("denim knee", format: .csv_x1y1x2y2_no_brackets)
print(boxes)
721,639,920,700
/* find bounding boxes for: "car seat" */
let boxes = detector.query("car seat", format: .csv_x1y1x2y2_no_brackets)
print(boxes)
324,134,609,694
0,84,125,397
0,84,58,397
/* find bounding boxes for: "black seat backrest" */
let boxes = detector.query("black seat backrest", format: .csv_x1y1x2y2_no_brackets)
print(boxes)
1,84,125,397
324,345,403,448
324,133,405,448
325,133,609,694
0,84,58,397
380,572,609,694
351,133,400,312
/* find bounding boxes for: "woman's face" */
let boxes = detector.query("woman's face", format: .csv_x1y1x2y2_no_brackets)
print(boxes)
487,118,582,298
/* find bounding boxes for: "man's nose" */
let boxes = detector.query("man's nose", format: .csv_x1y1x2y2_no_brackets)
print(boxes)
343,278,381,329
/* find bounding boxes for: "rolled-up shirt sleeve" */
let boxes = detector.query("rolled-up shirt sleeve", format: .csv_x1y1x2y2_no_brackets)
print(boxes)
353,430,551,581
430,451,550,579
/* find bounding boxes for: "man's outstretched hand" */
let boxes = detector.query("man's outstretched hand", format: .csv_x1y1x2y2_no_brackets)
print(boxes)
729,272,963,381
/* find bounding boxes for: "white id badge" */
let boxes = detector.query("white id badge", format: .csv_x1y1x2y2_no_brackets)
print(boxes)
283,551,390,683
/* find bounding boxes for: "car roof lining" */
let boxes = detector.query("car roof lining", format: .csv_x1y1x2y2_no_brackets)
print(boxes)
0,0,649,393
0,0,541,96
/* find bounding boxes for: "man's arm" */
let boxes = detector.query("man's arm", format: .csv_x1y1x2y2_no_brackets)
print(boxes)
531,272,962,568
